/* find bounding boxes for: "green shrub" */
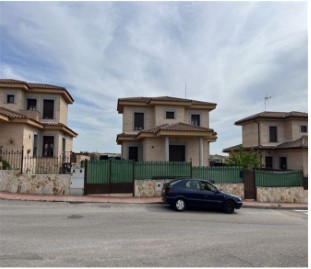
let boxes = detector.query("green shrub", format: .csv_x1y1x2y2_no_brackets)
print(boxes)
1,160,11,170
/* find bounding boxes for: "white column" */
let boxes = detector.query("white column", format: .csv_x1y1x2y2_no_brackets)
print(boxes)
199,137,204,166
165,137,169,161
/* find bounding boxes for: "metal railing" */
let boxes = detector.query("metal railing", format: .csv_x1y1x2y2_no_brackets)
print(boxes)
255,170,303,187
0,148,72,174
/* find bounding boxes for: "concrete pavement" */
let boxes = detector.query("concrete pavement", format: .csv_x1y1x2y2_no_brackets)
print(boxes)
0,191,308,209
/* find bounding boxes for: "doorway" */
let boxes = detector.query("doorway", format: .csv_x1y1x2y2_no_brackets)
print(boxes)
280,157,287,170
128,146,138,162
169,145,186,162
265,156,273,169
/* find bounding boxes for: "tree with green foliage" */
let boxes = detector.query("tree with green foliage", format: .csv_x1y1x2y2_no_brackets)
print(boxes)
226,146,261,170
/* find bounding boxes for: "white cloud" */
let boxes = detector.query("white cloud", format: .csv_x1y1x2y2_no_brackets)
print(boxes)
0,1,307,154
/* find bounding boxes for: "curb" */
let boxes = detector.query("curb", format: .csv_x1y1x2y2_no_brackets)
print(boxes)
242,204,308,210
0,194,308,210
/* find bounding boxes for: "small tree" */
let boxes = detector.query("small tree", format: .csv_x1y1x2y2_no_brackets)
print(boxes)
226,146,261,170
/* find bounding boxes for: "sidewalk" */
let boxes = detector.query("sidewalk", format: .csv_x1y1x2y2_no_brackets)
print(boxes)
0,192,308,210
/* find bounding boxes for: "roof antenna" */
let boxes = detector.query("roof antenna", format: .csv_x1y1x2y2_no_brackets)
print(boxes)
264,95,271,111
185,82,187,99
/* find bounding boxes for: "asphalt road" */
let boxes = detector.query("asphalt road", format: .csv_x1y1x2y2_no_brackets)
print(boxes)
0,200,308,267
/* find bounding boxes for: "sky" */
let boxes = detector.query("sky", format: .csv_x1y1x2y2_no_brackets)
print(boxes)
0,1,308,155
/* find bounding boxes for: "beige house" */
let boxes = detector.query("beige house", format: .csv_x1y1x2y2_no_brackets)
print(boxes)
116,96,217,166
223,111,308,176
0,79,77,159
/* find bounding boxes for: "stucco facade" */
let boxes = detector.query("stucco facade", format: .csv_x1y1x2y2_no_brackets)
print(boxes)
117,97,217,166
0,79,77,159
224,111,308,176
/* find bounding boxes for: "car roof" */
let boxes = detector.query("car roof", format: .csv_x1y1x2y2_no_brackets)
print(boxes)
170,178,212,183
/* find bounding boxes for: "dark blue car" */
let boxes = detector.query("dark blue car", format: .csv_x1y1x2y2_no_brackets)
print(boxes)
162,178,243,213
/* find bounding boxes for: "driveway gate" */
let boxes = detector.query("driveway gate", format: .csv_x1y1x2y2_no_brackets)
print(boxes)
84,160,134,195
243,169,256,200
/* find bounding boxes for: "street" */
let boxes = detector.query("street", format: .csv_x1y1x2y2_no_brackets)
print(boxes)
0,200,308,267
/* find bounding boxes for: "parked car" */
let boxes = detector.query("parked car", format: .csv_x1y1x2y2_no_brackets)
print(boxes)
162,178,243,213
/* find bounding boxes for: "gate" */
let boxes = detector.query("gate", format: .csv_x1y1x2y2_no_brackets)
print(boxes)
84,160,134,195
243,169,256,200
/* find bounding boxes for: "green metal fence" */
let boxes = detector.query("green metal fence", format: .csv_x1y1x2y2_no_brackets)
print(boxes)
111,160,134,183
86,160,304,188
255,170,303,187
86,160,110,184
86,160,134,184
134,161,191,179
192,166,243,183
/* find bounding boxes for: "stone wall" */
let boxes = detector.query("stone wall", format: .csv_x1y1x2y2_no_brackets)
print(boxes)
0,170,71,195
135,179,244,198
257,187,308,203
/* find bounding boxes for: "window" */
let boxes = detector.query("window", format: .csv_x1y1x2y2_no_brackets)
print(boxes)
269,126,278,142
134,112,144,130
43,100,54,119
301,125,308,133
201,181,218,192
42,136,54,157
185,180,201,190
7,94,15,104
27,99,37,111
166,111,175,119
191,114,200,126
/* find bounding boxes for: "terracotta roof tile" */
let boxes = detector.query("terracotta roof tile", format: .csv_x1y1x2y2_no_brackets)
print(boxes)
117,123,216,139
276,136,308,149
0,107,27,119
118,96,216,106
0,79,74,103
235,111,308,125
160,122,215,133
223,136,308,152
0,107,77,136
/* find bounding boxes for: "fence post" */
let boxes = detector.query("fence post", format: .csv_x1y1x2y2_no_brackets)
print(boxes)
190,159,192,178
84,160,88,195
132,160,135,197
20,146,24,174
109,158,112,194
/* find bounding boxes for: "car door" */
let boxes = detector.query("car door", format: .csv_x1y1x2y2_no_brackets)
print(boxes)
180,180,205,206
200,181,224,208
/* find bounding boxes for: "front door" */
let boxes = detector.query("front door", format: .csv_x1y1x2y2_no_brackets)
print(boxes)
169,145,185,162
265,156,273,169
128,147,138,162
280,157,287,170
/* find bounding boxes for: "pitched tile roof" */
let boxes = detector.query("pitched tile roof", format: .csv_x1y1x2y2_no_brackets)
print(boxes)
235,111,308,125
0,79,74,103
276,136,308,149
0,107,77,137
223,136,308,153
117,96,216,112
117,122,216,140
0,107,27,119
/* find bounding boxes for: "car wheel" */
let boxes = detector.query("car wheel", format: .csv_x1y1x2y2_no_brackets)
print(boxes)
224,200,235,214
175,198,186,211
